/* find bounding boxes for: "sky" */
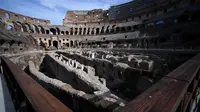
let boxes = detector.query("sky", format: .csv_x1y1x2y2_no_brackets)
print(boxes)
0,0,131,25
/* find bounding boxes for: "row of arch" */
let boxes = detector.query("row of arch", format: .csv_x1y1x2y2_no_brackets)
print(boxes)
5,10,200,36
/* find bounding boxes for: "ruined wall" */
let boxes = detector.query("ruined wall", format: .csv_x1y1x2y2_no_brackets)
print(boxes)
0,8,50,25
63,9,108,24
42,53,109,93
58,51,155,100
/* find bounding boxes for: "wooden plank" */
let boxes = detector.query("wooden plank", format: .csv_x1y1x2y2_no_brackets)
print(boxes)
183,92,192,112
117,77,188,112
192,80,198,93
166,60,200,83
1,56,72,112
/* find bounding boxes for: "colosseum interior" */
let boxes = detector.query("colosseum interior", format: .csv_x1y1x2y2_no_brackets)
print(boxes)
0,0,200,112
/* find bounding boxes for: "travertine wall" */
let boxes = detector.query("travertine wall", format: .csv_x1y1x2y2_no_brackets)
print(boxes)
0,8,50,25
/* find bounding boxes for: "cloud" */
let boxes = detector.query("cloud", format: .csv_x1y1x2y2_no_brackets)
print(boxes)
0,0,131,25
39,0,131,10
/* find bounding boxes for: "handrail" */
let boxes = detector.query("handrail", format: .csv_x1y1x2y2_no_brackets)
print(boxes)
0,56,72,112
118,54,200,112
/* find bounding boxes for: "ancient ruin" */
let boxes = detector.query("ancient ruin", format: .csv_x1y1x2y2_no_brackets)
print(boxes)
0,0,200,112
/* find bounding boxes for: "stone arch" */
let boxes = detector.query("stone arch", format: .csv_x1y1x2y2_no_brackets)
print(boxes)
23,17,27,21
46,30,50,34
66,31,69,35
121,27,126,32
127,26,132,32
70,40,73,47
96,28,100,34
133,25,139,30
116,27,120,33
110,25,116,33
53,40,58,48
30,24,36,33
106,26,110,33
7,25,13,30
83,28,86,35
87,28,90,35
18,22,28,32
24,23,33,33
75,28,78,35
56,27,60,35
79,28,82,35
12,21,21,31
70,28,73,35
50,28,56,35
61,31,65,35
100,26,104,34
33,25,40,33
5,13,9,19
66,43,69,47
91,28,95,35
38,25,45,34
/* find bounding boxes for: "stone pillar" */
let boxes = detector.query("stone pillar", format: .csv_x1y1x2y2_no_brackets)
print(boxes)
94,28,97,35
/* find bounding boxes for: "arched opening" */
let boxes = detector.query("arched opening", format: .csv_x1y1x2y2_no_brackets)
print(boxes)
30,24,36,33
83,28,86,35
75,28,78,35
7,25,13,30
46,30,50,34
121,27,126,32
33,25,40,33
23,17,27,21
96,28,100,34
61,31,65,35
70,28,73,35
116,27,120,33
5,13,9,19
91,28,94,35
50,28,56,35
48,40,51,46
79,28,82,35
56,27,60,35
53,41,58,48
133,25,139,30
66,31,69,35
87,28,90,35
38,25,45,34
25,23,34,33
70,40,73,47
66,43,69,47
127,26,132,31
100,26,104,34
106,26,110,33
110,25,116,33
12,21,20,31
17,22,27,32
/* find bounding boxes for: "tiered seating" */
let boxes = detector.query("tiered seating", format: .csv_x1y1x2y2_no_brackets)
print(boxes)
0,28,38,54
